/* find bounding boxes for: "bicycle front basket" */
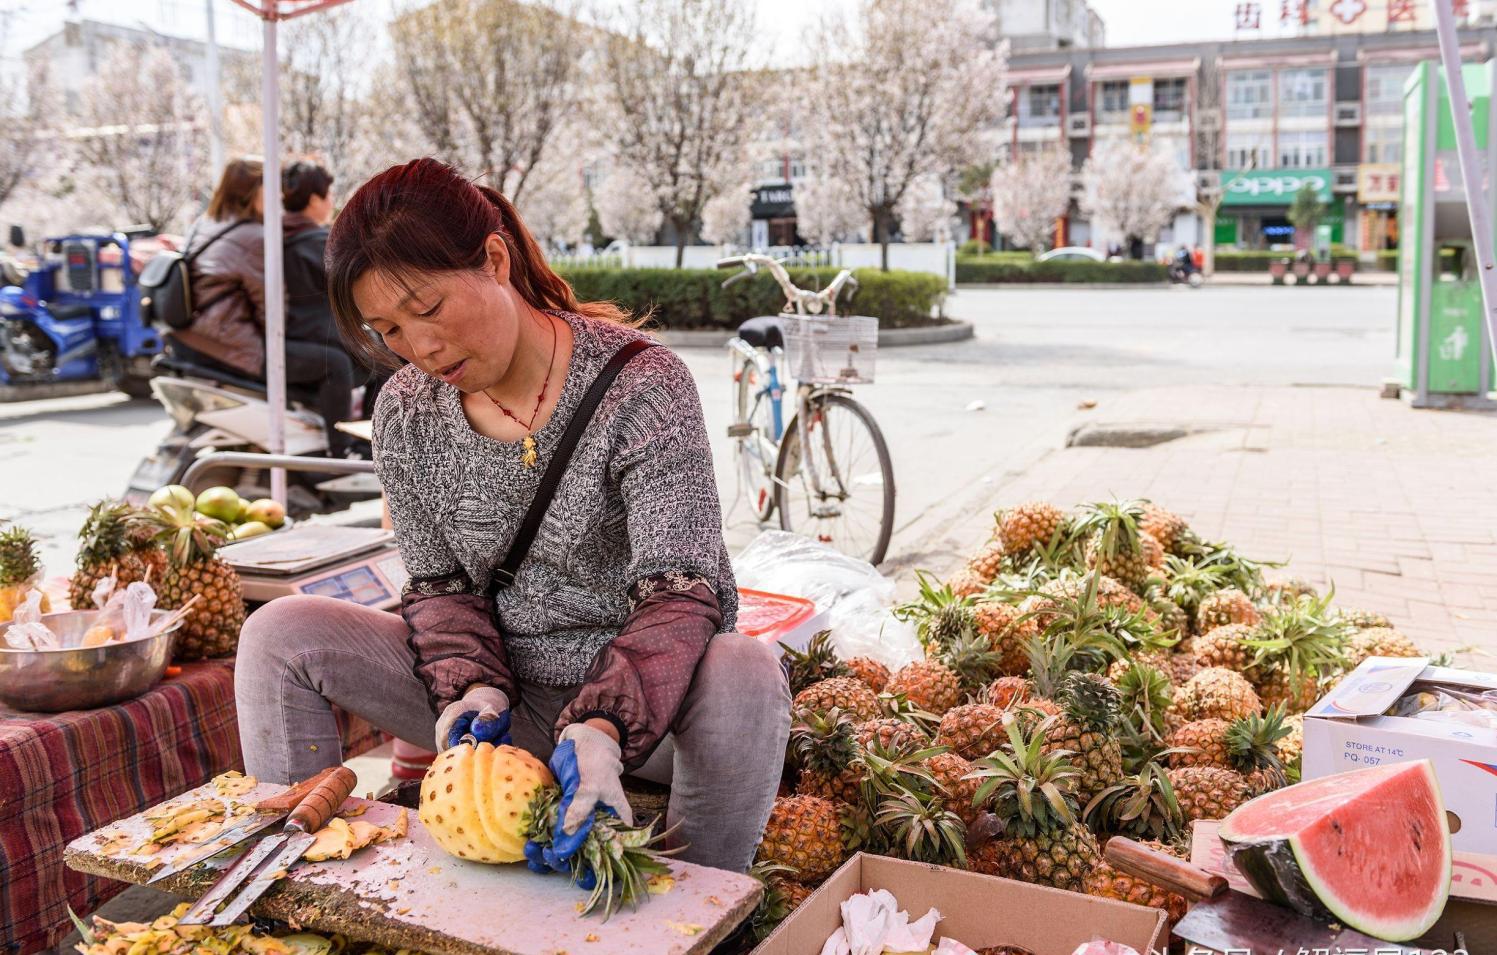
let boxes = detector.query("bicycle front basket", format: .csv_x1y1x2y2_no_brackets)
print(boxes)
784,315,878,385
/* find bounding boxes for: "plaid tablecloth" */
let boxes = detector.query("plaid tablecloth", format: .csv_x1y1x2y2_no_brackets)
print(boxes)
0,661,386,955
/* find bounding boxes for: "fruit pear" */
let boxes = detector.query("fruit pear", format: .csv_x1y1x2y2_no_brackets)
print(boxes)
245,498,286,529
232,521,273,540
149,485,195,513
195,487,242,523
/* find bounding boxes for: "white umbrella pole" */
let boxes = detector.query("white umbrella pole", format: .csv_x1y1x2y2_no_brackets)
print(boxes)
260,12,287,505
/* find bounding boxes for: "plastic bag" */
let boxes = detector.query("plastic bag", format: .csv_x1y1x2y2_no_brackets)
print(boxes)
121,582,158,642
1391,684,1497,730
4,589,58,650
732,530,921,667
817,888,943,955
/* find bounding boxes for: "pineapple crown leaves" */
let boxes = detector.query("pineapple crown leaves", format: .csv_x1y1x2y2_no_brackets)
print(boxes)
877,691,940,732
935,629,1004,690
1083,761,1185,842
1056,671,1122,732
0,523,42,586
1016,573,1120,669
1161,555,1231,616
871,786,968,868
991,521,1089,593
853,740,946,803
1225,704,1293,773
1023,630,1083,701
1194,541,1284,598
790,708,860,776
526,785,681,919
1114,662,1174,737
893,570,977,651
969,717,1082,836
129,504,230,567
781,630,850,696
74,499,145,566
1243,589,1352,677
747,863,799,940
1074,499,1147,560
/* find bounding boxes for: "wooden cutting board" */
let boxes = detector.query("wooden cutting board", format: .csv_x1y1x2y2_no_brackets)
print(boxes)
65,778,761,955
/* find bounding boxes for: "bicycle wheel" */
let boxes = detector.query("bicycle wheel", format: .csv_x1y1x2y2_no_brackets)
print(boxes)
734,355,778,522
774,391,895,565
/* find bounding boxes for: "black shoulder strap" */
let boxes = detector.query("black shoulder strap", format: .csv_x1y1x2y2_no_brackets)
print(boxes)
491,337,655,592
184,219,247,266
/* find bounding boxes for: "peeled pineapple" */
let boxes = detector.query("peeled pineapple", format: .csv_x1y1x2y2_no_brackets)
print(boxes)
419,741,552,863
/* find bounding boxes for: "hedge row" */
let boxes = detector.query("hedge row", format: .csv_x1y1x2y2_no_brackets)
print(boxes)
955,257,1167,284
554,266,948,330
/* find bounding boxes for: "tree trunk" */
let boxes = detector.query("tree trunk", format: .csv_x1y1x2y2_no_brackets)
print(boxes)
1202,205,1218,277
875,208,891,272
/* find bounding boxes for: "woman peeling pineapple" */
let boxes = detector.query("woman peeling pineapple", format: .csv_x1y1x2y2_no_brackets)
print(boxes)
234,158,791,875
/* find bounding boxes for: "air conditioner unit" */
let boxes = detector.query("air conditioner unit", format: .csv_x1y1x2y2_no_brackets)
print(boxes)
1196,171,1220,191
1068,113,1091,137
1197,109,1222,132
1335,103,1362,126
1334,166,1358,190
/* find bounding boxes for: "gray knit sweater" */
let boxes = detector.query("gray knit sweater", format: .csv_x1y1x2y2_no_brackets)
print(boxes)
372,310,738,688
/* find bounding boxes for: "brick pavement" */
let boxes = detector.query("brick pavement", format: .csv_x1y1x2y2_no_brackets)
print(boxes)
959,384,1497,659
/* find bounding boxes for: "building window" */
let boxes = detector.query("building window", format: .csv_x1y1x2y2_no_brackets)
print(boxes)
1278,129,1327,167
1364,124,1402,164
1098,80,1128,121
1153,77,1187,122
1365,63,1414,116
1279,67,1328,119
787,157,807,180
757,157,784,182
1226,70,1272,120
1019,84,1062,127
1226,130,1272,169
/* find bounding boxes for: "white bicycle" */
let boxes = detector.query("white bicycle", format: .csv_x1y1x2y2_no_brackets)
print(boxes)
719,254,895,565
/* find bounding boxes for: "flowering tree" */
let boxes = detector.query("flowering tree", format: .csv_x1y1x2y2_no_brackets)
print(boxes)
516,154,590,249
391,0,585,204
594,0,762,266
74,46,207,233
699,183,752,246
594,165,662,244
989,146,1074,254
804,0,1006,269
1080,138,1191,255
794,173,864,246
897,175,957,242
0,63,51,216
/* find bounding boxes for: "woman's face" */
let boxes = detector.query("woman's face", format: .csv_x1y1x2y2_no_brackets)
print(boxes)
351,234,523,393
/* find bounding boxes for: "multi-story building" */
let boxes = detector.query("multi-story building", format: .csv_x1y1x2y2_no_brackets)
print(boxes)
999,21,1497,256
988,0,1105,51
23,19,258,118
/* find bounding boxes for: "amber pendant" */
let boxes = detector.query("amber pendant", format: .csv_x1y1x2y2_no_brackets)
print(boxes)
521,435,538,468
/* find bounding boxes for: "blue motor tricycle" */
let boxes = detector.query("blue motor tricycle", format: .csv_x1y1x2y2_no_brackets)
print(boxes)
0,227,162,399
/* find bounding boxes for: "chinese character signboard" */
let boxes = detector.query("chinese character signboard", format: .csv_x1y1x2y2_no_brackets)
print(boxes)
1221,168,1334,206
1357,163,1402,202
1235,2,1262,30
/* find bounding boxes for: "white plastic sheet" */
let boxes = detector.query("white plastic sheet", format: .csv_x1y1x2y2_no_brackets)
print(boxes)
733,530,921,667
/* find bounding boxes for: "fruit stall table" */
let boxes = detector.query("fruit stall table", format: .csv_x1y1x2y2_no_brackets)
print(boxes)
0,660,384,955
64,776,761,955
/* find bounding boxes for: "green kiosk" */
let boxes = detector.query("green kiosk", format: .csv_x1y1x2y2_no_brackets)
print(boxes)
1397,60,1497,407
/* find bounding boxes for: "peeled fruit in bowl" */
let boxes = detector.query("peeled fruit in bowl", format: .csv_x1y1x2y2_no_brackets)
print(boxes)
194,486,242,523
232,521,273,540
245,498,286,529
149,484,195,513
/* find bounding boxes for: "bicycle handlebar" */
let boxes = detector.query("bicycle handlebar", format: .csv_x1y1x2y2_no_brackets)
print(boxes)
715,252,858,315
716,256,744,270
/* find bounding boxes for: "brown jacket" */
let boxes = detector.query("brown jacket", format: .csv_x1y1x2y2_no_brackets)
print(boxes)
171,216,267,375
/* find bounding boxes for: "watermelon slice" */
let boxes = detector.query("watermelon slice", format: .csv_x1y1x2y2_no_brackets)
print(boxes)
1218,760,1450,942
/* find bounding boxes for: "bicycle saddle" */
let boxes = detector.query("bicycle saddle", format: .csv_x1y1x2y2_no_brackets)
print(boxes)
736,315,786,350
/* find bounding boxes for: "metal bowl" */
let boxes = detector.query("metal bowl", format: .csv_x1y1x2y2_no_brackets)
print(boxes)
0,609,182,712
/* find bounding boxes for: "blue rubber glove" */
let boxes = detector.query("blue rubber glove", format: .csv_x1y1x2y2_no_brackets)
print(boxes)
435,685,512,751
524,731,629,885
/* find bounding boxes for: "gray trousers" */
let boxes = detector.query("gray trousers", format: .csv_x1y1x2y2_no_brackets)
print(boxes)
234,594,791,872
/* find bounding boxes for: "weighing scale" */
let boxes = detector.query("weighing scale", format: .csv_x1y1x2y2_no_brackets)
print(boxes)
222,524,408,611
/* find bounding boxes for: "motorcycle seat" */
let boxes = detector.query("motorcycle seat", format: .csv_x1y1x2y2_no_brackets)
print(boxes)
736,316,786,351
46,302,92,321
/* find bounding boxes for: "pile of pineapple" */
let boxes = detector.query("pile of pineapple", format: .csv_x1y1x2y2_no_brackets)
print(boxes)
750,499,1428,939
0,499,246,661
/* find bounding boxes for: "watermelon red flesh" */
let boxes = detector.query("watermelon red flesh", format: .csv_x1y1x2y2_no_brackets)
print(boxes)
1218,760,1450,943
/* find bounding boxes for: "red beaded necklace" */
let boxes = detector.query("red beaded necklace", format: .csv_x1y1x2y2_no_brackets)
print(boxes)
485,314,558,468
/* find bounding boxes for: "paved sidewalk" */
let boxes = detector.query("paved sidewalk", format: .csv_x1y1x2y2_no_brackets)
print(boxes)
955,384,1497,659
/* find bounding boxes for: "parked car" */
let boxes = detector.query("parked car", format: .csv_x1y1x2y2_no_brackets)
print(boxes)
1037,246,1106,263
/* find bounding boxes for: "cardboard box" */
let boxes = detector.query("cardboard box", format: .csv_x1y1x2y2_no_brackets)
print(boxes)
752,853,1167,955
1303,656,1497,903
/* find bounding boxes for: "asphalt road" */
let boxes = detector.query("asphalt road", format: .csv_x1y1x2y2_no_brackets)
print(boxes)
0,284,1398,580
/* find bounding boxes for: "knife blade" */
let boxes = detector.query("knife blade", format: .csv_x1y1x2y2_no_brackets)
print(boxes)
145,766,348,886
177,766,356,926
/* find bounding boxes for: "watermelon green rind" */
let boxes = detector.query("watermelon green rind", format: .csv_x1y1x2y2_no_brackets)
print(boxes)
1218,760,1451,943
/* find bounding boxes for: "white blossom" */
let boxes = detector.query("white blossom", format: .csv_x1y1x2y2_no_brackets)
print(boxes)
594,165,662,244
989,147,1073,254
699,183,752,246
516,156,590,249
897,175,957,242
794,173,865,246
804,0,1006,267
1080,138,1191,251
